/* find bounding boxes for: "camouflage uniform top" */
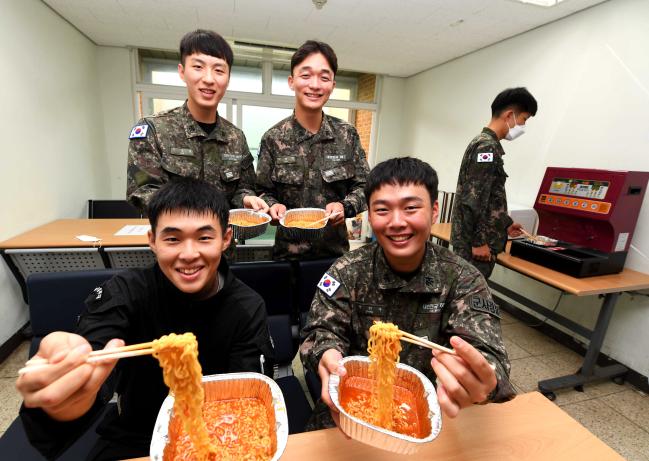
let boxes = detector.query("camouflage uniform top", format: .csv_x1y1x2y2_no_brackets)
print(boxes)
300,241,515,404
256,113,370,260
450,127,513,255
127,102,256,212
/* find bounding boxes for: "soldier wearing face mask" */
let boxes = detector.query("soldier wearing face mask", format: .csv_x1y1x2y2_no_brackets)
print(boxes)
451,87,538,278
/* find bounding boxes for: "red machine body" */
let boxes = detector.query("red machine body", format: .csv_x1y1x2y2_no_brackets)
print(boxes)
534,168,649,253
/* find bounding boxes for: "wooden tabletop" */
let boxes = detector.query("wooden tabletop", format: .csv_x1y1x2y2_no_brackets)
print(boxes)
125,392,622,461
0,219,151,249
430,222,649,296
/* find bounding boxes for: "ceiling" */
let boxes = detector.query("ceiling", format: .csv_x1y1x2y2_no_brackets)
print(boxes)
43,0,608,77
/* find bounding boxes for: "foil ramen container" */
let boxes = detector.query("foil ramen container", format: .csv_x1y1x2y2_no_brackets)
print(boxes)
229,209,271,241
525,235,558,247
329,356,442,455
279,208,328,240
150,372,288,461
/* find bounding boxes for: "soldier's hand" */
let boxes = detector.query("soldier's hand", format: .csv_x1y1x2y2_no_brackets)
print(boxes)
471,244,492,262
325,202,345,226
430,336,497,418
269,203,287,222
243,195,270,214
318,348,346,411
507,222,523,238
16,332,124,422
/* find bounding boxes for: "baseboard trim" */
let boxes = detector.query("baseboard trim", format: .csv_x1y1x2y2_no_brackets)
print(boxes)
0,322,30,363
495,295,649,394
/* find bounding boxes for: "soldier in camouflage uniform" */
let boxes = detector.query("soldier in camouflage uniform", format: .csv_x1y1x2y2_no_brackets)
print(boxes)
256,41,370,260
300,157,514,431
451,87,538,278
127,30,267,215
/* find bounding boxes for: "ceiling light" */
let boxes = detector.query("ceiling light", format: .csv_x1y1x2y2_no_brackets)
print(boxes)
312,0,327,9
513,0,566,6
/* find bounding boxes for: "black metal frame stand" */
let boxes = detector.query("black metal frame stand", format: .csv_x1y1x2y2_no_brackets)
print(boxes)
490,280,628,399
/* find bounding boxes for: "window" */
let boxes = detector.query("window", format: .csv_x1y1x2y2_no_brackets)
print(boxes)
134,46,379,164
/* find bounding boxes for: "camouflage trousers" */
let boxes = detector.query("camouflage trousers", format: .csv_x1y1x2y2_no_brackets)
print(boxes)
453,246,496,279
305,399,336,431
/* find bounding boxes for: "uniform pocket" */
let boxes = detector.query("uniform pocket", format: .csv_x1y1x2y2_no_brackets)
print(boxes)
161,151,200,177
321,162,355,183
352,302,386,336
272,156,305,186
220,165,241,183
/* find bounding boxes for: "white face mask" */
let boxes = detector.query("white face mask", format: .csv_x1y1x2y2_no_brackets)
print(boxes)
505,112,525,141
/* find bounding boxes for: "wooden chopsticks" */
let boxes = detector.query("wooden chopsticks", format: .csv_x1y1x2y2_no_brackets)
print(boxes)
398,330,457,355
19,341,155,375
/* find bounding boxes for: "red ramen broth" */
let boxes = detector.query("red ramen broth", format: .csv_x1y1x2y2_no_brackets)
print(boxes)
164,398,273,461
340,376,421,438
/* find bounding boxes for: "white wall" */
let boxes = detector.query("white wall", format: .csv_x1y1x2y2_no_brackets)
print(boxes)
96,47,136,198
390,0,649,375
0,0,112,344
375,76,406,164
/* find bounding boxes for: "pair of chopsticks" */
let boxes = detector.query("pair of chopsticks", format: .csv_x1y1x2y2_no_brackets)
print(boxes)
310,210,343,226
399,330,457,355
18,342,155,375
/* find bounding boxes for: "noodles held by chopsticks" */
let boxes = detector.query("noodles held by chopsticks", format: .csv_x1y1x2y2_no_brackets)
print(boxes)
368,321,402,430
153,333,216,461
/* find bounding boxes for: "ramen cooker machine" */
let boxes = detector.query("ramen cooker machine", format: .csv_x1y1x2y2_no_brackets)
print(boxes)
510,167,649,277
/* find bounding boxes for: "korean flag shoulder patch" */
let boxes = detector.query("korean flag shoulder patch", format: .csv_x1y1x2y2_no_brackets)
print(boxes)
477,152,493,163
129,124,149,139
317,272,341,297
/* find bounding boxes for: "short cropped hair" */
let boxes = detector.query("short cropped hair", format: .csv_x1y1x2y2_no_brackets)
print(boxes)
365,157,439,207
491,87,538,117
179,29,233,69
291,40,338,76
147,178,230,235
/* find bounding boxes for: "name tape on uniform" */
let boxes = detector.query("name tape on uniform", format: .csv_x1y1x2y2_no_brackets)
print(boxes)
477,152,493,163
470,296,500,318
317,272,341,297
129,124,148,139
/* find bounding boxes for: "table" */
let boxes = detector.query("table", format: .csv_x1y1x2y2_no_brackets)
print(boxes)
125,392,623,461
0,219,152,301
430,222,649,398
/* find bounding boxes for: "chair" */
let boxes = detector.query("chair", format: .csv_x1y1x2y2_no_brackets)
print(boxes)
0,270,122,459
104,247,156,269
230,261,294,317
27,269,123,356
296,258,337,329
267,315,312,434
0,405,115,461
87,200,142,219
437,190,456,224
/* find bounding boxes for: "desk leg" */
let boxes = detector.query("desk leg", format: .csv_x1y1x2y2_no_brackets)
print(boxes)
538,292,627,398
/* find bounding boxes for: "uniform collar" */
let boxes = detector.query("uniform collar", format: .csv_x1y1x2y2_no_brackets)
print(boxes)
481,127,499,140
374,242,442,293
284,111,336,144
180,101,229,143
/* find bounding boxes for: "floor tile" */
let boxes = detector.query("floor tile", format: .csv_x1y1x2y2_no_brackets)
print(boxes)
0,377,23,433
600,389,649,433
499,309,519,325
502,322,565,356
561,398,649,461
509,356,558,393
503,337,531,360
0,341,30,378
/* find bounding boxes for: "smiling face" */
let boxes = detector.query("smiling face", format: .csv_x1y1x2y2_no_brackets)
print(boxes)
368,182,439,274
179,53,230,121
148,210,232,299
288,52,335,114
